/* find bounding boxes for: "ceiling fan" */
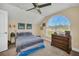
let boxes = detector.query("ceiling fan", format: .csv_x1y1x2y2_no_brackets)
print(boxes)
26,3,51,14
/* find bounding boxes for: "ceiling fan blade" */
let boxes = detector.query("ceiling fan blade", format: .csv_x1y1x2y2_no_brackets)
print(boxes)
38,3,51,8
26,7,35,11
37,9,41,14
32,3,38,7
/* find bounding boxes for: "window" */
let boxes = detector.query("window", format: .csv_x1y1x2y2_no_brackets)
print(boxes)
46,16,71,37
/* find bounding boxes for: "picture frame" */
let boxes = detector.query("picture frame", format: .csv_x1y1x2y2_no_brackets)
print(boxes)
18,23,25,29
27,24,32,29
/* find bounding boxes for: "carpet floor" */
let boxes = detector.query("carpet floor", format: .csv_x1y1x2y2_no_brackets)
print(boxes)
0,40,69,56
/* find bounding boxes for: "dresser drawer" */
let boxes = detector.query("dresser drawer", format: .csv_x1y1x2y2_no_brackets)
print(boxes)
53,42,68,51
52,37,69,42
52,39,68,45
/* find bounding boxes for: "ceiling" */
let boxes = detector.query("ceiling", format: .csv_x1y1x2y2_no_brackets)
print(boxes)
10,3,79,24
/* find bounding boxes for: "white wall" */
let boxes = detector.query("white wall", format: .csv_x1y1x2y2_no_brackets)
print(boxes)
0,4,40,33
0,4,28,22
0,4,40,41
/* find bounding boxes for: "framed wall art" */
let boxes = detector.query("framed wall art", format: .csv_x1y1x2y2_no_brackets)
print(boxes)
27,24,32,29
18,23,25,29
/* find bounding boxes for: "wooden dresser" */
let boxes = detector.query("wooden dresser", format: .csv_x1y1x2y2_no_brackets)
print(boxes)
51,34,71,53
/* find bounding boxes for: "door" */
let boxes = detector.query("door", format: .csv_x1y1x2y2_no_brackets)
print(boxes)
0,10,8,52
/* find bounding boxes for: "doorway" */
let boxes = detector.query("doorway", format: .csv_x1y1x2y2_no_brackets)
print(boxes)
0,10,8,52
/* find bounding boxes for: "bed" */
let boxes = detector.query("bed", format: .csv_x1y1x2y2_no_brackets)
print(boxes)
16,32,45,56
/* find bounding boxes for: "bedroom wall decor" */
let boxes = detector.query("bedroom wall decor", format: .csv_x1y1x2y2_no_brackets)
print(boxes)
18,23,25,29
13,25,16,28
27,24,32,29
42,23,46,27
40,23,46,30
9,24,11,28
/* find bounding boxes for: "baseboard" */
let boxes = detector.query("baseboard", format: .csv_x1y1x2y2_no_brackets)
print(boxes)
71,48,79,56
72,48,79,52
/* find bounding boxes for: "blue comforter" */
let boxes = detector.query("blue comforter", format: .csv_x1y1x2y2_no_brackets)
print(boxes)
16,32,44,53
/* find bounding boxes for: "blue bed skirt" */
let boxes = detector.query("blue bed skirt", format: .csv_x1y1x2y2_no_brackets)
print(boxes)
18,43,45,56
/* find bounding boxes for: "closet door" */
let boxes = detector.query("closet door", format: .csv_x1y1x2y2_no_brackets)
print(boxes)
0,10,8,52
